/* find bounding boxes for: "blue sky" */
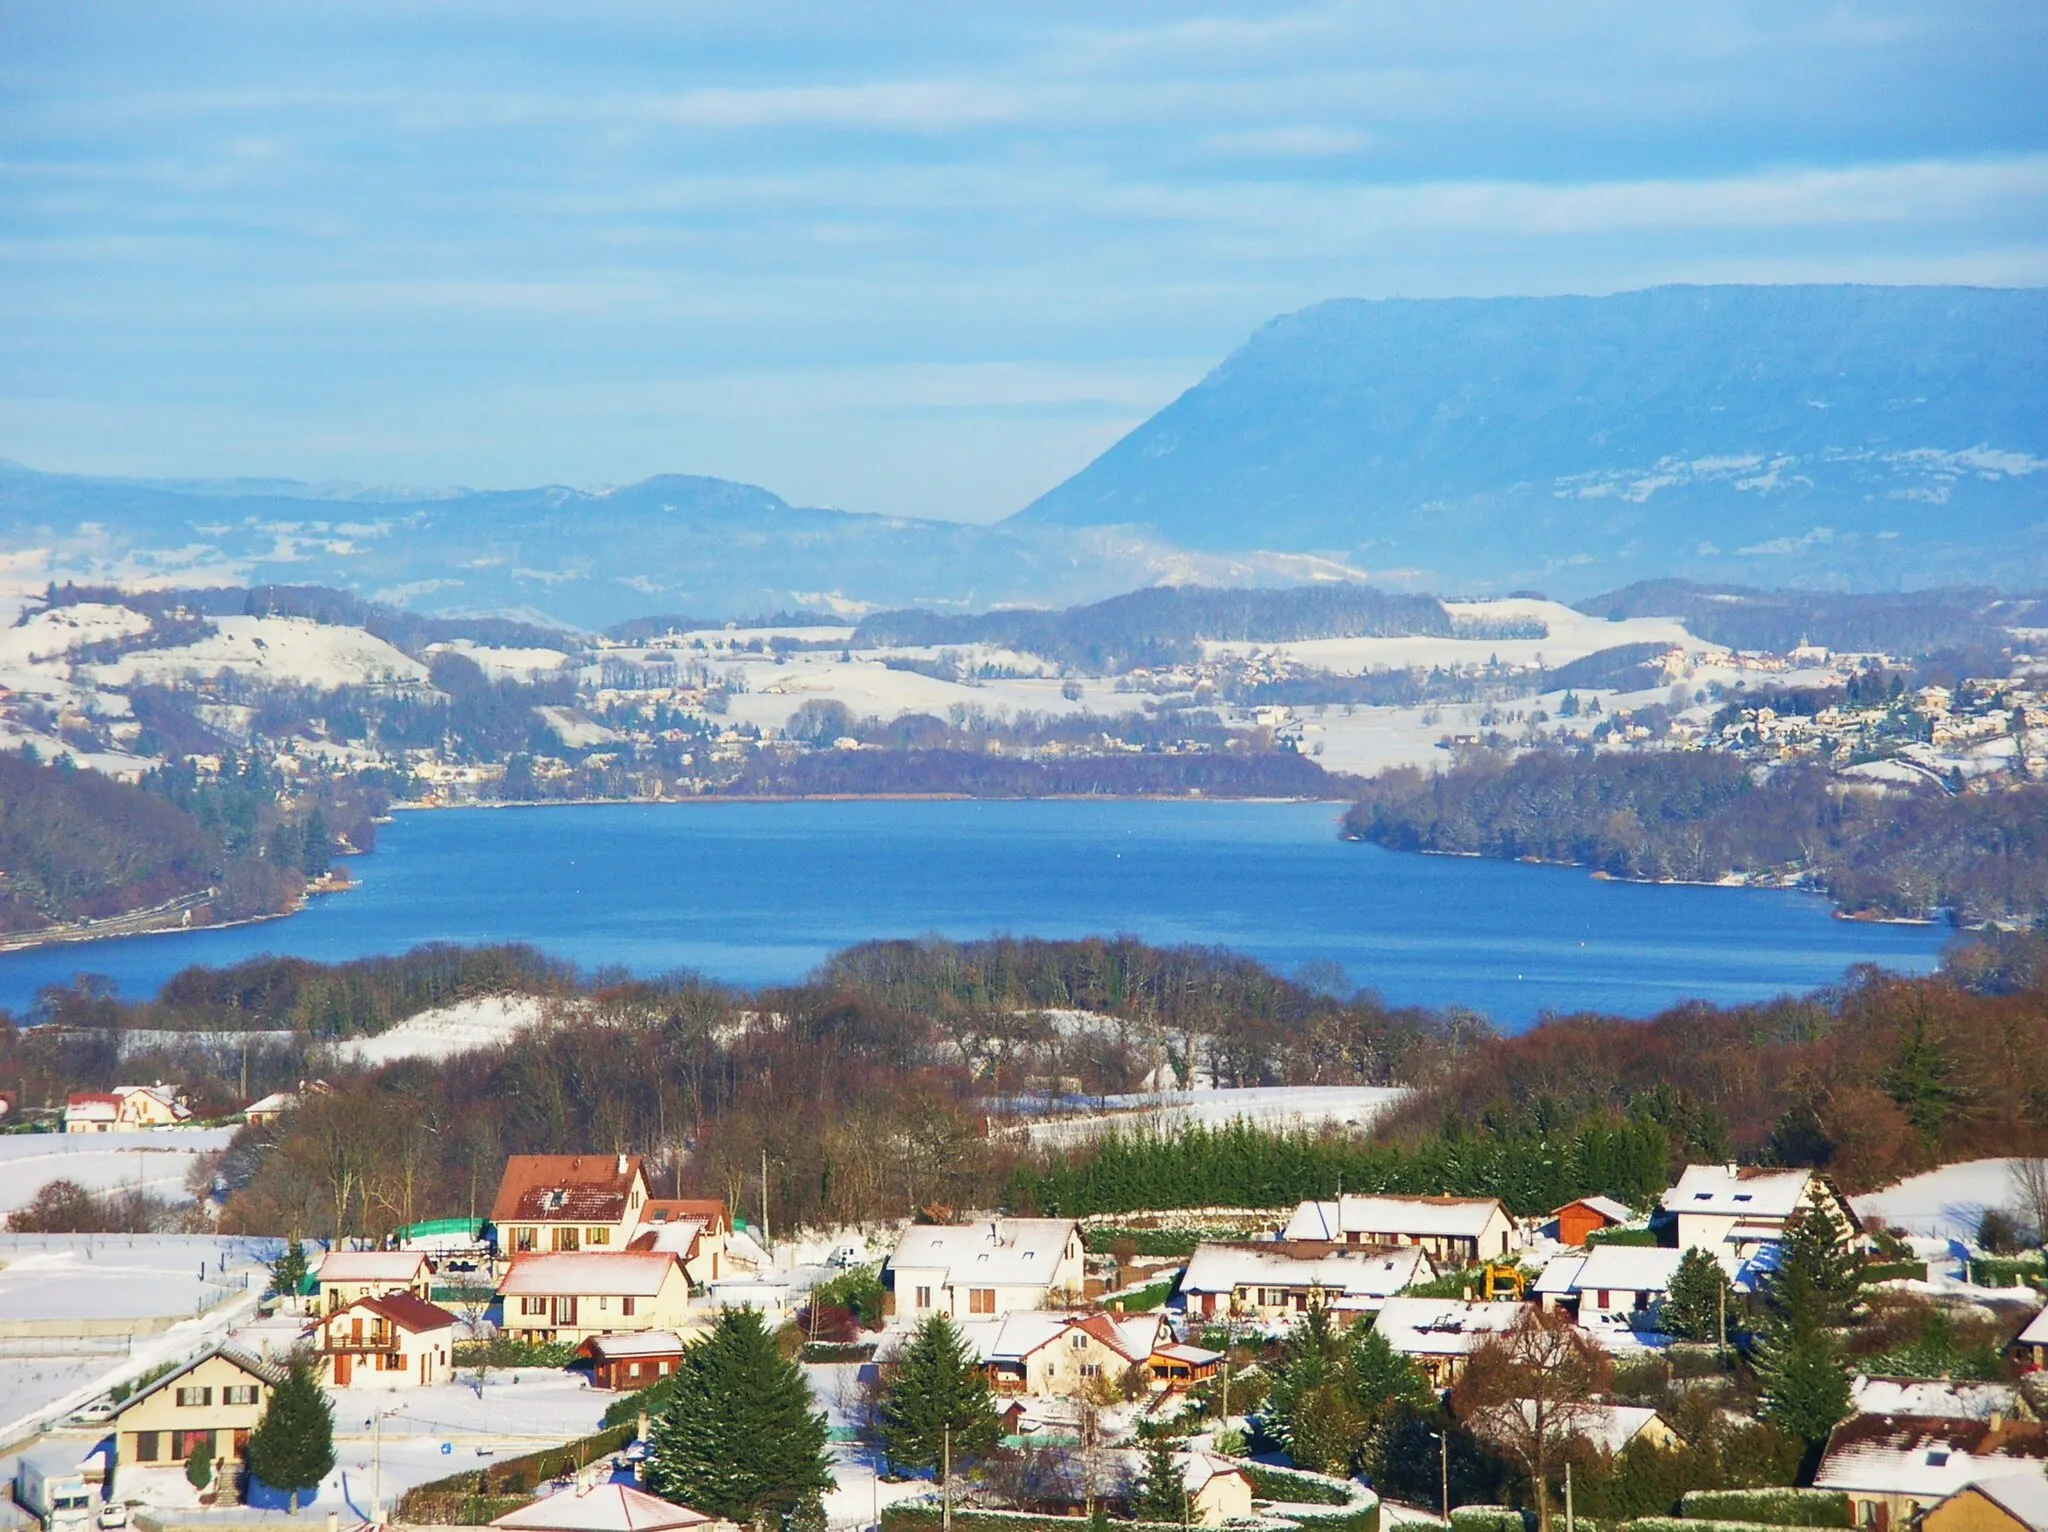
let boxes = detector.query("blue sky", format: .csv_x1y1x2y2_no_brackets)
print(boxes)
2,2,2044,522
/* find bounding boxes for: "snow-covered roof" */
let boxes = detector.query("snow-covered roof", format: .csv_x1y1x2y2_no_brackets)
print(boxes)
499,1252,681,1297
1853,1377,2022,1422
631,1217,708,1255
491,1484,712,1532
958,1310,1162,1365
1182,1240,1432,1299
1153,1342,1222,1365
244,1091,298,1115
1559,1196,1635,1224
2016,1309,2048,1348
318,1249,429,1283
1663,1164,1814,1221
1373,1298,1529,1357
579,1331,688,1360
1182,1452,1252,1495
1535,1246,1681,1293
113,1345,284,1418
1509,1401,1666,1455
1285,1195,1507,1242
1816,1417,2048,1500
887,1218,1077,1290
1961,1474,2048,1532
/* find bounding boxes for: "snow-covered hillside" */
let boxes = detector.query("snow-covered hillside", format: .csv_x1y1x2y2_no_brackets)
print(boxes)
328,993,564,1067
89,615,427,689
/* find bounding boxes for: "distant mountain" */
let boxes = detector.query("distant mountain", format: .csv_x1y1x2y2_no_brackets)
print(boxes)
1012,284,2048,597
0,463,1366,627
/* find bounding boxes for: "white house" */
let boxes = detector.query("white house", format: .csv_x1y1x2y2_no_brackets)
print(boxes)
316,1292,458,1389
958,1310,1164,1397
1180,1241,1434,1320
1283,1195,1519,1264
498,1251,695,1344
886,1218,1084,1321
1662,1164,1856,1258
1372,1297,1530,1386
316,1249,433,1314
63,1084,192,1134
1532,1245,1753,1326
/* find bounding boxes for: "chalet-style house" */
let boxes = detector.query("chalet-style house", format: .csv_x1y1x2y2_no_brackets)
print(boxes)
1663,1164,1858,1258
316,1249,433,1314
577,1331,689,1391
106,1346,283,1496
1533,1245,1751,1325
1371,1297,1530,1387
64,1083,192,1134
1147,1339,1223,1391
1553,1195,1635,1246
1179,1241,1434,1320
316,1292,458,1389
1815,1414,2048,1531
1282,1194,1519,1264
497,1251,693,1345
959,1310,1163,1397
1921,1477,2048,1532
886,1218,1084,1320
493,1154,651,1255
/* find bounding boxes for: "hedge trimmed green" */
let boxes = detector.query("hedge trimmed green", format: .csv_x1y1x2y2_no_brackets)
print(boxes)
1587,1227,1661,1249
883,1510,1186,1532
1449,1507,1528,1532
1281,1505,1379,1532
1858,1261,1928,1284
1633,1517,1815,1532
1245,1465,1355,1506
1680,1490,1852,1527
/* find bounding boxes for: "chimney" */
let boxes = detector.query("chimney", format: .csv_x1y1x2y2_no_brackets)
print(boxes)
1725,1163,1739,1177
617,1153,628,1175
1991,1412,2005,1433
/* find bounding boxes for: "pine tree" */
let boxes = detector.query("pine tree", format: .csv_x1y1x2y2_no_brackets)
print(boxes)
1131,1439,1188,1524
186,1438,213,1493
1770,1183,1861,1333
1347,1323,1430,1415
268,1238,309,1301
1661,1247,1734,1344
1754,1320,1852,1445
1882,1012,1956,1144
245,1357,336,1513
301,810,331,878
645,1308,833,1527
878,1313,1002,1479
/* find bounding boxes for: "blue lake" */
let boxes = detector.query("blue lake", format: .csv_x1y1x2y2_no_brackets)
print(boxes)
0,799,1952,1026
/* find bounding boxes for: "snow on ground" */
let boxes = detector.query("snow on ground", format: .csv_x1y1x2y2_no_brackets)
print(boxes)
328,994,563,1067
0,603,151,669
1018,1085,1413,1147
0,1232,269,1322
0,1128,237,1214
1203,600,1715,676
88,615,428,690
1854,1159,2027,1241
428,640,577,679
716,650,1141,736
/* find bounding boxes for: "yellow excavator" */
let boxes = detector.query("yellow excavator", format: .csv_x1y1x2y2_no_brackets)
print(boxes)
1481,1262,1527,1301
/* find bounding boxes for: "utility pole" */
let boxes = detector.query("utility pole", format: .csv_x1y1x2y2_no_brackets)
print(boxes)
1565,1458,1575,1532
1717,1280,1727,1362
942,1427,952,1532
760,1149,770,1250
1439,1428,1449,1525
371,1408,384,1526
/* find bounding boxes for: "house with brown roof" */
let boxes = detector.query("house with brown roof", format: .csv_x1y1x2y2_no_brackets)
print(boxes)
497,1251,694,1344
316,1292,458,1389
629,1199,730,1285
493,1154,651,1255
958,1310,1163,1397
1815,1414,2048,1532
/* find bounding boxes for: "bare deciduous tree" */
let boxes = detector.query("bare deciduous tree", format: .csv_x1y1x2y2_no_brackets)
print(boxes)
1452,1309,1612,1532
2010,1158,2048,1243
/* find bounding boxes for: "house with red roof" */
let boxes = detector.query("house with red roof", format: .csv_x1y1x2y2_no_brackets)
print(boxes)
958,1310,1164,1397
316,1291,459,1389
493,1154,652,1256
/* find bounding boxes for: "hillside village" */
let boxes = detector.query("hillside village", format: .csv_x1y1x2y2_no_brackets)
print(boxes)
8,1134,2048,1532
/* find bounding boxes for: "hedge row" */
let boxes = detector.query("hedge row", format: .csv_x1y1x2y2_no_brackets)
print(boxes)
882,1509,1186,1532
1244,1465,1356,1506
1279,1505,1379,1532
388,1494,531,1526
1448,1506,1527,1532
1859,1261,1928,1284
1633,1518,1822,1532
1680,1490,1851,1528
1586,1228,1661,1249
396,1422,635,1518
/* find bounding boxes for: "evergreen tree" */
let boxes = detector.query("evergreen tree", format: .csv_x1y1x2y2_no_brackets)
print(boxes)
1770,1184,1861,1333
1754,1321,1852,1446
1131,1439,1189,1524
268,1238,309,1301
646,1308,833,1527
246,1357,336,1513
1264,1305,1347,1450
301,810,331,878
1348,1324,1430,1415
878,1313,1002,1479
186,1438,213,1493
1661,1248,1734,1344
1882,1012,1956,1145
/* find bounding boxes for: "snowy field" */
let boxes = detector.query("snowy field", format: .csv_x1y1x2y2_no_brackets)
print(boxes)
1853,1159,2029,1242
1015,1085,1412,1147
328,994,563,1067
0,1128,236,1215
88,616,428,690
0,1232,270,1322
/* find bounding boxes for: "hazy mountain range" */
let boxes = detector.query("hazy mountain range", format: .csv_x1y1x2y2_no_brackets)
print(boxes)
4,283,2043,626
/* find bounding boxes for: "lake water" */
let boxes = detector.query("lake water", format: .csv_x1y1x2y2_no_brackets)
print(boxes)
0,800,1951,1026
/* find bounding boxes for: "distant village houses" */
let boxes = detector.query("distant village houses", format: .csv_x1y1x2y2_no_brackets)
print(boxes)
1282,1193,1520,1264
884,1217,1084,1319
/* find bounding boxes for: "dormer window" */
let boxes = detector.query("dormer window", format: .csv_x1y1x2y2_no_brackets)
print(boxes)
1734,1194,1753,1203
1694,1193,1712,1201
1927,1450,1950,1467
541,1189,568,1212
1024,1251,1035,1260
